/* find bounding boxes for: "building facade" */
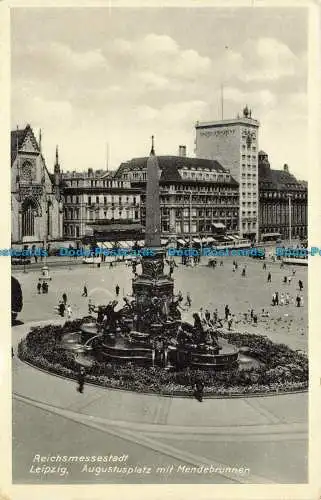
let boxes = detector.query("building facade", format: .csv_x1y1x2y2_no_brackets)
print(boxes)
258,151,308,240
195,106,259,241
114,148,239,238
11,125,63,245
62,169,141,240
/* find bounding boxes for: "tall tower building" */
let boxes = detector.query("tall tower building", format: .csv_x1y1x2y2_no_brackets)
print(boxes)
195,105,260,241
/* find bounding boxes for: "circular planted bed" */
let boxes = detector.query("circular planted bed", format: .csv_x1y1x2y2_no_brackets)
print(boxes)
17,320,308,397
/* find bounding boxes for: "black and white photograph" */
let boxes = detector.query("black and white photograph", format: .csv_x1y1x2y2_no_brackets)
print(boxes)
8,2,313,489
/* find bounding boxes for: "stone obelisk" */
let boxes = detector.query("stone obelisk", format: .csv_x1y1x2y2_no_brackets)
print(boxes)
145,135,161,247
132,136,174,311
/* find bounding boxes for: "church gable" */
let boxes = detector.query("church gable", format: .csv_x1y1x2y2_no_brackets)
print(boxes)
20,128,39,154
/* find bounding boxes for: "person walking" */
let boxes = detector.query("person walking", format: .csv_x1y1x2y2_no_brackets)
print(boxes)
77,367,86,394
185,292,192,308
115,284,120,297
37,282,41,294
242,267,246,277
59,301,65,317
82,285,88,297
67,304,72,319
205,309,211,323
228,316,233,331
263,262,267,270
272,293,276,306
62,293,67,305
250,309,254,321
285,292,290,305
267,272,271,283
224,305,230,321
41,281,47,294
296,295,301,307
298,280,303,291
275,292,279,306
194,373,205,402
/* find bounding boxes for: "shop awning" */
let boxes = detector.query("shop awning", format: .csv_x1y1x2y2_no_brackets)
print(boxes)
207,237,215,243
102,242,114,249
212,223,226,229
118,241,130,248
177,239,186,245
193,238,201,243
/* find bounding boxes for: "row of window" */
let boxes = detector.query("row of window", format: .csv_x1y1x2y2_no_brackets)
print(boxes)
64,195,138,204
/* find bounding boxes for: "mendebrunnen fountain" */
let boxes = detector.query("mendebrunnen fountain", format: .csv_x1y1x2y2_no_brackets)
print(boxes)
62,138,239,371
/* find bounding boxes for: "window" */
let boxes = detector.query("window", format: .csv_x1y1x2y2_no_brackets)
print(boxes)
88,196,92,205
104,196,107,205
96,196,99,204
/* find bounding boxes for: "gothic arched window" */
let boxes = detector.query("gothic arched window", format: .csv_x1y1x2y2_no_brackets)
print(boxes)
22,198,37,237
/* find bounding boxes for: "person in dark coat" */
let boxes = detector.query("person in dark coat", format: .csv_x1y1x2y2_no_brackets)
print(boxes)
59,301,65,317
298,280,303,291
267,272,271,283
77,367,86,393
275,292,279,306
194,373,205,402
37,282,41,294
62,293,67,305
41,281,47,294
82,285,88,297
224,305,230,321
115,284,120,297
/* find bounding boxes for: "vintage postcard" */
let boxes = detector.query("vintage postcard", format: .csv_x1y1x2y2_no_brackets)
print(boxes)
1,0,320,499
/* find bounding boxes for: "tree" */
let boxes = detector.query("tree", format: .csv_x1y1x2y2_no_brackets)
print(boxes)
12,276,23,323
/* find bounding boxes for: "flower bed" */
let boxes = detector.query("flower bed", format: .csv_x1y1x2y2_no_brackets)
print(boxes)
18,321,308,397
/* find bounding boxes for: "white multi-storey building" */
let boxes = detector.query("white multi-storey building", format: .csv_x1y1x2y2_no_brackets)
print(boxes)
195,106,260,241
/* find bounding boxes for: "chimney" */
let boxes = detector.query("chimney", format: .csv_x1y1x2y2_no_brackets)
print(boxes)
179,145,187,157
283,164,289,173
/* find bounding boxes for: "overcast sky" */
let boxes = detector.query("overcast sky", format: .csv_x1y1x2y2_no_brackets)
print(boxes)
11,7,308,179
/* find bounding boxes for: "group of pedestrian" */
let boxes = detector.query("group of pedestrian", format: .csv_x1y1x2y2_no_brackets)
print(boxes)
37,281,49,294
58,292,72,318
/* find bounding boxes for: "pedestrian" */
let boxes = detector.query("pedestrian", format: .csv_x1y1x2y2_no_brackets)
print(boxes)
288,276,292,285
82,285,88,297
199,307,205,321
285,293,290,305
263,262,267,270
220,260,223,267
115,284,120,297
34,255,38,264
242,267,246,277
272,293,276,306
77,366,86,393
205,309,211,322
253,314,258,325
41,281,47,294
300,295,304,307
228,316,233,331
194,373,205,402
235,261,238,270
62,293,67,305
37,281,41,294
280,293,285,306
224,305,230,321
67,304,72,319
292,269,296,276
299,280,303,291
283,276,287,284
275,292,279,306
267,272,271,283
59,301,65,317
296,295,301,307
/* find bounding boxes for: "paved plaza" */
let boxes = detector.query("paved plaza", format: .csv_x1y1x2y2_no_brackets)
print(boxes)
12,256,308,484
